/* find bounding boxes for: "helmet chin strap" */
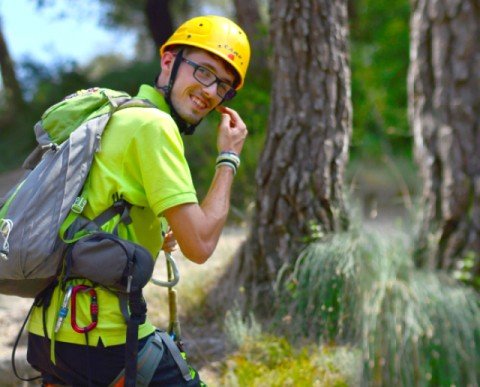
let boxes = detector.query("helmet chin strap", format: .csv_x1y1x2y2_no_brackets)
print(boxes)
155,49,200,135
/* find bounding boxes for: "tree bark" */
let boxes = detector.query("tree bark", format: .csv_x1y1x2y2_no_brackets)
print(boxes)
0,18,24,125
409,0,480,277
224,0,352,312
144,0,173,50
232,0,269,75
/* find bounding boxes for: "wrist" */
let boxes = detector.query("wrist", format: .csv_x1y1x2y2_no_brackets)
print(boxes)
215,162,236,175
215,151,241,175
218,150,239,157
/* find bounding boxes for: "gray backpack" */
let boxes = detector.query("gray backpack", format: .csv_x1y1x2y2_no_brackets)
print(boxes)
0,88,156,298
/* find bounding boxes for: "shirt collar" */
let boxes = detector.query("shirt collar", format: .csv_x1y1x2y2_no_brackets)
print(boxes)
135,84,170,114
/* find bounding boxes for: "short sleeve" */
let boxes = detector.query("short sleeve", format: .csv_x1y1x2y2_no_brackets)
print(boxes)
125,110,198,215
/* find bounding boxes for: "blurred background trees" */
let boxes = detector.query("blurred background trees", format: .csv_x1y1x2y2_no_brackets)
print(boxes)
0,17,24,127
409,0,480,286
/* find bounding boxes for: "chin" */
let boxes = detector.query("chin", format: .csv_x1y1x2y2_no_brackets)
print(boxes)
173,99,208,124
182,109,207,124
179,112,200,124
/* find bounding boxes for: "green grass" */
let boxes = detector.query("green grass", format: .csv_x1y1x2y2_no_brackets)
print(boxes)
274,227,480,386
220,335,358,387
364,270,480,386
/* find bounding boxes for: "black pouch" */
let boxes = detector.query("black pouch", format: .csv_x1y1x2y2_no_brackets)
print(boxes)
66,232,154,293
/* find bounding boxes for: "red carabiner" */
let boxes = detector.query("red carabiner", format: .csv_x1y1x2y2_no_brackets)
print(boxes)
70,285,98,334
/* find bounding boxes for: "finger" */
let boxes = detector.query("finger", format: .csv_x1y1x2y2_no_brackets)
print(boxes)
162,240,177,252
223,109,245,130
218,112,231,128
218,106,240,120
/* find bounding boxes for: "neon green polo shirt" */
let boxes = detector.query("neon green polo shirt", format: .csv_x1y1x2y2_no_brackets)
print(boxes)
28,85,198,346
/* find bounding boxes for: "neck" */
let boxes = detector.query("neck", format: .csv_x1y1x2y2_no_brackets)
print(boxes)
153,79,198,135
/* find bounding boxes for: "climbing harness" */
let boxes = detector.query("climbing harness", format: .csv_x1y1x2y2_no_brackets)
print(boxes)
109,252,192,386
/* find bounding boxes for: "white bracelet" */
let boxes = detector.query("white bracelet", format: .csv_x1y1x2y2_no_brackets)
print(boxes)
216,151,240,169
215,160,237,175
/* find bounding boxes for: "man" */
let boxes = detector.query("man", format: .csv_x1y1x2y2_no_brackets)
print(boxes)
26,15,250,386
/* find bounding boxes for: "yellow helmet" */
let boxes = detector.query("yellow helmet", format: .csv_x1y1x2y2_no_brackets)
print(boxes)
160,15,251,90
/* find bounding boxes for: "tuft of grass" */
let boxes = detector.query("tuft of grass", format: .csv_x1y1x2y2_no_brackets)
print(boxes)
278,226,480,386
364,270,480,386
276,229,404,344
224,305,262,349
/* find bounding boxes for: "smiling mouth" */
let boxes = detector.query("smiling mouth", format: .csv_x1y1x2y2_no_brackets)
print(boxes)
191,95,208,110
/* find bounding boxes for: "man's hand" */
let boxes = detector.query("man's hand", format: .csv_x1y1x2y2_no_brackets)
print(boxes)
215,106,248,155
161,230,177,253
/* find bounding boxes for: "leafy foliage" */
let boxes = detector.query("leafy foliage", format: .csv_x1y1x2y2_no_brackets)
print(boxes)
453,251,480,291
0,59,90,170
349,0,411,160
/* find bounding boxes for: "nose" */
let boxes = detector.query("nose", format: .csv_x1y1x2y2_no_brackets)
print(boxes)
202,81,218,97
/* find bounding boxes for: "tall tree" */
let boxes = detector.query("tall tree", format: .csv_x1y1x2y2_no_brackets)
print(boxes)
145,0,173,49
232,0,269,74
0,17,25,124
409,0,480,278
224,0,352,311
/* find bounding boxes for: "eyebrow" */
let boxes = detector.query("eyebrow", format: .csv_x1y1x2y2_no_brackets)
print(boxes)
196,60,234,85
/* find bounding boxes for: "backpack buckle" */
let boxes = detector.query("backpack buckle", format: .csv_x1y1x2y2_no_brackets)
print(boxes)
0,219,13,260
71,197,87,214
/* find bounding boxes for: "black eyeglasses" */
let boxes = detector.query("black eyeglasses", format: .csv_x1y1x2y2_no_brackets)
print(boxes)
182,58,237,101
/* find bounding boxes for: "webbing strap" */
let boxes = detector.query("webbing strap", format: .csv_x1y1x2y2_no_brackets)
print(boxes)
135,333,165,386
158,331,193,381
61,199,132,242
124,290,147,387
124,317,141,387
109,331,165,387
108,330,192,387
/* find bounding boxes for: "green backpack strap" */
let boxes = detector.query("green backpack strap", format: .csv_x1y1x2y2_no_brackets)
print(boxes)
59,196,133,243
57,94,155,244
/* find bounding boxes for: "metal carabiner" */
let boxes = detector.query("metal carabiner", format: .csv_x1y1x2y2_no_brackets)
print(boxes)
70,285,98,334
150,252,180,288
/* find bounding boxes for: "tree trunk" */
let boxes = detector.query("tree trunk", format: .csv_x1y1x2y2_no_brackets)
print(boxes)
0,18,24,125
409,0,480,277
226,0,352,312
144,0,173,50
232,0,269,75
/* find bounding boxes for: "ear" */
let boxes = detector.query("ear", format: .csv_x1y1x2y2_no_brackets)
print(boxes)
160,51,176,74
